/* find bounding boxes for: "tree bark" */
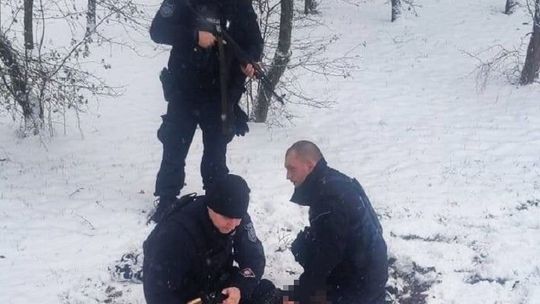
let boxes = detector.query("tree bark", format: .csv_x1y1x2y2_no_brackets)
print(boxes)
254,0,293,122
391,0,402,22
0,34,31,118
24,0,34,50
86,0,97,37
505,0,518,14
520,0,540,85
305,0,316,15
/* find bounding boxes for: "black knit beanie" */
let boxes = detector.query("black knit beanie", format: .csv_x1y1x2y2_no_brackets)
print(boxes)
206,174,250,219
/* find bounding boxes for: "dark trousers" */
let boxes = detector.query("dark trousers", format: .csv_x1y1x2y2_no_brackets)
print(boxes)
154,91,231,199
328,259,388,304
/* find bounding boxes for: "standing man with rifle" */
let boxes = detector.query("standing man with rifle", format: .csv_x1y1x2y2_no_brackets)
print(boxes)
149,0,264,223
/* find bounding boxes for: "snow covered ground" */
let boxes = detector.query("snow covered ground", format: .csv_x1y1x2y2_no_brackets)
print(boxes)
1,0,540,303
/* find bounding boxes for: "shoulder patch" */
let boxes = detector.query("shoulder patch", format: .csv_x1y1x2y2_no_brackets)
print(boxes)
245,222,258,242
239,267,256,278
159,0,176,18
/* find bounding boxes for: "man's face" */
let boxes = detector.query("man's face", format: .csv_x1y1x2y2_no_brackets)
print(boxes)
285,151,316,187
208,207,242,234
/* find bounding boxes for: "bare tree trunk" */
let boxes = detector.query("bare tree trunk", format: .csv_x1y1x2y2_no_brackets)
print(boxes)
305,0,317,15
23,0,43,133
86,0,97,37
504,0,518,15
520,0,540,85
24,0,34,50
505,0,518,14
391,0,402,22
254,0,293,122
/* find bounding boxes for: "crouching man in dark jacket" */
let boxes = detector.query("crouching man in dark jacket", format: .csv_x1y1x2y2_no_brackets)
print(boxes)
283,141,388,304
143,174,278,304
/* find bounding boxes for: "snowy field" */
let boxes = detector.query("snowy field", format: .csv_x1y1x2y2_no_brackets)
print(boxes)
1,0,540,303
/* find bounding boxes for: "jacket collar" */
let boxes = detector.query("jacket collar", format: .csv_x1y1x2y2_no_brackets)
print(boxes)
290,158,328,206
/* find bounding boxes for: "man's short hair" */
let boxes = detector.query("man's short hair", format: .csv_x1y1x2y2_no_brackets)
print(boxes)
286,140,323,162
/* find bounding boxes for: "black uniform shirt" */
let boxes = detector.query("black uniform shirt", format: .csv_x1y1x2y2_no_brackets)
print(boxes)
150,0,263,92
143,197,265,304
289,159,387,303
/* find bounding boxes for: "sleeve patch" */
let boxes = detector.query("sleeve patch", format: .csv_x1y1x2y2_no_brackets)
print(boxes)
159,0,176,18
239,267,256,278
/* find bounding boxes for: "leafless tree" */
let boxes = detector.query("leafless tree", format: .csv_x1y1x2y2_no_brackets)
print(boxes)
463,45,523,91
391,0,420,22
391,0,402,22
0,0,149,136
86,0,97,38
254,0,293,122
0,34,33,125
246,0,356,124
305,0,317,15
520,0,540,84
24,0,34,50
505,0,519,14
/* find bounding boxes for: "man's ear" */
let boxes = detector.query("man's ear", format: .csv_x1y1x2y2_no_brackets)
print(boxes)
307,159,317,172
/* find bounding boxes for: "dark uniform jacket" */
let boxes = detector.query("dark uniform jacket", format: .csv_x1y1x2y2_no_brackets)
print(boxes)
143,196,265,304
289,159,388,304
150,0,263,100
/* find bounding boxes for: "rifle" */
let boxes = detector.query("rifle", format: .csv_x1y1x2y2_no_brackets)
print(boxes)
195,6,235,135
215,23,234,136
217,28,285,105
188,0,286,106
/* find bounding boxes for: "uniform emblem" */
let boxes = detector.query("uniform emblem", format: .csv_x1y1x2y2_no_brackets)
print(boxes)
239,267,256,278
245,222,258,242
159,0,175,18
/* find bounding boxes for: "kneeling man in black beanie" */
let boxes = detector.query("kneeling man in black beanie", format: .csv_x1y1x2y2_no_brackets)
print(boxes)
143,174,279,304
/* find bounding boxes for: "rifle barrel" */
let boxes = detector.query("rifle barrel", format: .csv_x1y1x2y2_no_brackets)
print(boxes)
221,30,285,105
185,1,286,105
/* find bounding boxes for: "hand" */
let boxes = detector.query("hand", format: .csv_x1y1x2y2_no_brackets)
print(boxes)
233,104,249,137
198,31,216,48
240,63,258,78
221,287,241,304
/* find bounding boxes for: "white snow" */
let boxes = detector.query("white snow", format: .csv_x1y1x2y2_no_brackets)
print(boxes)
1,0,540,303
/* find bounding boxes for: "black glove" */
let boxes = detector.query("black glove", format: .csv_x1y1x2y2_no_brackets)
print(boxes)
201,292,228,304
233,104,249,136
291,227,313,268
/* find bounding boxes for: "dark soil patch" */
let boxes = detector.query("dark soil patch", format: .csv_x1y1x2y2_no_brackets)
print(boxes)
386,257,440,304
